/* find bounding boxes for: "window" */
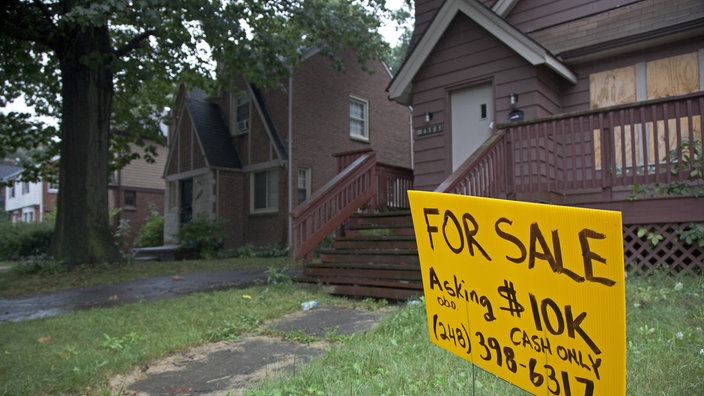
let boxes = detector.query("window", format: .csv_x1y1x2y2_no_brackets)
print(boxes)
48,182,59,193
8,184,14,198
232,92,250,135
21,182,29,195
297,167,311,204
589,52,701,171
349,96,369,141
23,210,34,223
124,190,136,208
251,168,278,213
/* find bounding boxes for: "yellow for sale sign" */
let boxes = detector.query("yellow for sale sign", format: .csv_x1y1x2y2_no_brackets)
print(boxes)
408,191,626,395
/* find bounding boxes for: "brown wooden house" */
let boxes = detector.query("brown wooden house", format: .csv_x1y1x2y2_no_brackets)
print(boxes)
386,0,703,272
163,48,412,251
292,0,703,299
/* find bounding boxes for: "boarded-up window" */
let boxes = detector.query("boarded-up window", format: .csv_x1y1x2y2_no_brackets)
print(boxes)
646,52,699,100
591,52,701,171
589,66,636,109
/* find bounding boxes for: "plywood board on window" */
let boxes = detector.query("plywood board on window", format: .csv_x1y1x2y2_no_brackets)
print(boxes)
590,65,636,109
646,52,699,100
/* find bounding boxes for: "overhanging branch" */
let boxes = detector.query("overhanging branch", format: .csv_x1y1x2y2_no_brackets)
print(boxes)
114,29,157,58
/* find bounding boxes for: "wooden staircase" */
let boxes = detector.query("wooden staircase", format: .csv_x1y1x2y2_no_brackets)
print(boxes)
298,211,423,300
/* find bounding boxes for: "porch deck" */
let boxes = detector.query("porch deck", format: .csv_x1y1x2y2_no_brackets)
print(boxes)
293,93,703,297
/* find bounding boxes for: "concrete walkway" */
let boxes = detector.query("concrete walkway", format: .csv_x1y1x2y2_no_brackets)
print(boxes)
0,267,398,395
0,268,270,322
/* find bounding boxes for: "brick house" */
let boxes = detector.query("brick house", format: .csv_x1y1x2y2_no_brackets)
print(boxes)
163,47,412,250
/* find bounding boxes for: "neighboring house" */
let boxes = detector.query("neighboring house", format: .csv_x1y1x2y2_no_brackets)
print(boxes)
163,47,412,250
0,163,23,217
2,167,58,223
109,140,168,247
1,143,166,248
387,0,703,272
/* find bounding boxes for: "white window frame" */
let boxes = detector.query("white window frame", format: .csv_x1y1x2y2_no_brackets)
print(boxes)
297,167,311,204
250,168,279,214
349,96,369,142
23,208,34,223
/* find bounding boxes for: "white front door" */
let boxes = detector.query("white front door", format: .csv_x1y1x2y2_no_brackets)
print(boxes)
451,83,494,171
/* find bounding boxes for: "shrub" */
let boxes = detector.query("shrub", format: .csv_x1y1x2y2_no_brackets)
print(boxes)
257,243,288,257
134,205,164,248
175,215,225,257
0,220,54,260
113,218,131,252
11,255,64,276
234,243,255,257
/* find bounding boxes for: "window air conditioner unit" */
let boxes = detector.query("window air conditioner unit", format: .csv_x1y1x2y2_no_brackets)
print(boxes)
237,119,249,132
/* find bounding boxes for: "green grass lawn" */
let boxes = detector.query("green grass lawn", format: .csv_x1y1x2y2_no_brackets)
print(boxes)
0,259,702,395
248,272,704,396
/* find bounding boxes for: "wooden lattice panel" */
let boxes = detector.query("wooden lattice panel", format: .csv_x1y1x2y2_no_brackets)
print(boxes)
623,223,703,275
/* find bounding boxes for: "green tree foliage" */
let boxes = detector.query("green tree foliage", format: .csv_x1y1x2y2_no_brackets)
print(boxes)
383,5,413,72
0,0,395,268
134,204,164,248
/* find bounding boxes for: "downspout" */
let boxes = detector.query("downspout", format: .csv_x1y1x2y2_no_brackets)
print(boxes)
287,75,293,250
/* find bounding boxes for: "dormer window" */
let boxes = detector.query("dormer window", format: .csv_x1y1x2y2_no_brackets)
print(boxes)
232,92,250,135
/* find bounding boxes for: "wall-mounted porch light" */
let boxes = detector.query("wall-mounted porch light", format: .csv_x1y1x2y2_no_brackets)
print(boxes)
509,93,519,107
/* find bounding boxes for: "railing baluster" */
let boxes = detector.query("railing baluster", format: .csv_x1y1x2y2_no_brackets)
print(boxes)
675,100,684,178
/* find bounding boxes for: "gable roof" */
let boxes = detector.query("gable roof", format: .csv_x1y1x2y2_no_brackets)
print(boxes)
388,0,577,105
529,0,704,62
248,83,288,161
185,93,243,170
0,164,22,181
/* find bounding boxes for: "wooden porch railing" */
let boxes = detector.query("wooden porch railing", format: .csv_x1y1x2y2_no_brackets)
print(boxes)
377,163,413,210
334,148,414,210
291,151,413,261
436,129,509,197
439,92,704,201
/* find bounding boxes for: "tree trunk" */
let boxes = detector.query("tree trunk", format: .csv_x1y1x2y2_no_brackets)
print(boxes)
52,24,122,269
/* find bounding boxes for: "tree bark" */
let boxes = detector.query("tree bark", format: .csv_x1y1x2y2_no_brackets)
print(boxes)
52,24,122,269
